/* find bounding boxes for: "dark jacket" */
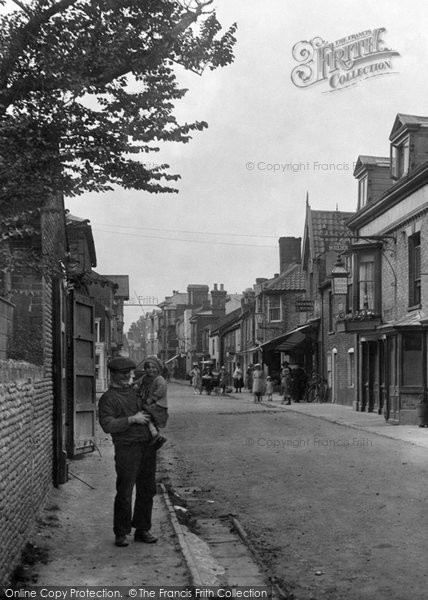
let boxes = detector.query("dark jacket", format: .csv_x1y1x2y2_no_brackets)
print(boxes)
98,385,167,446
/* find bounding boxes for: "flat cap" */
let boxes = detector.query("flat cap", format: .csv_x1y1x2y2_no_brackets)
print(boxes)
108,357,136,372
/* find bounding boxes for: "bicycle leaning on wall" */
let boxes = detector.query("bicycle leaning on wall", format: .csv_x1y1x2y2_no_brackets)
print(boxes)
303,371,329,403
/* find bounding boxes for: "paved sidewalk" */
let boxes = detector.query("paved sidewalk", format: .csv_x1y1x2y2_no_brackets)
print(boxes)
227,388,428,450
17,433,190,588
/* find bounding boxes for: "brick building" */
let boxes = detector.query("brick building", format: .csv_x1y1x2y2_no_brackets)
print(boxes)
102,275,130,357
0,194,68,585
345,113,428,423
0,205,130,584
209,307,241,376
157,290,188,364
235,288,257,382
254,237,307,379
301,203,356,406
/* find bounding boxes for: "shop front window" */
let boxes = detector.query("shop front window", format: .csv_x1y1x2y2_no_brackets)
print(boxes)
402,333,422,387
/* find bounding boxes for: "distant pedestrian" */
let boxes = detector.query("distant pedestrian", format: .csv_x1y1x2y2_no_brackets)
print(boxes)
98,356,168,548
233,363,244,392
189,363,202,394
201,365,214,395
281,361,291,405
252,363,265,403
265,375,273,401
246,365,253,391
219,366,229,395
289,364,307,402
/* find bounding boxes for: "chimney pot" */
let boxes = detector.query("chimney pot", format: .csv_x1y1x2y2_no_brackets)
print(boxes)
214,283,218,291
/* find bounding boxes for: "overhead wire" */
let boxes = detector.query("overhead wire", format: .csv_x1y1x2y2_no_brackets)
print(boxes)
92,227,277,248
94,222,280,239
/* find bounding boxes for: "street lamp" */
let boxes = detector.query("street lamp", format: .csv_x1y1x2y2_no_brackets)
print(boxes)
330,255,349,295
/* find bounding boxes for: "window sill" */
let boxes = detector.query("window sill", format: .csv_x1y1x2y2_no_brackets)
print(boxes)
407,304,422,312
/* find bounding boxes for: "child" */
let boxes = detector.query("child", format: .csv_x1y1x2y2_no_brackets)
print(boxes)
265,375,273,401
135,356,168,449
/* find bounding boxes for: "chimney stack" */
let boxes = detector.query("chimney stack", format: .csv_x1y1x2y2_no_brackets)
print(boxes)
279,237,301,273
211,283,227,313
187,284,209,308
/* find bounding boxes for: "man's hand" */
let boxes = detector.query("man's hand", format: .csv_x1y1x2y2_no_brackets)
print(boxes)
128,412,150,425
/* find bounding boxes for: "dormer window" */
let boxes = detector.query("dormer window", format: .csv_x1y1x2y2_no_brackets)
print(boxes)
353,155,391,211
391,137,409,179
358,174,368,210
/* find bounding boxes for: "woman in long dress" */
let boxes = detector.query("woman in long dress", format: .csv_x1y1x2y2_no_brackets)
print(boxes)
252,363,264,403
190,363,202,394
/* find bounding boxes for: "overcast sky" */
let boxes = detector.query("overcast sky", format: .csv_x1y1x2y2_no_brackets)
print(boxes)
66,0,428,330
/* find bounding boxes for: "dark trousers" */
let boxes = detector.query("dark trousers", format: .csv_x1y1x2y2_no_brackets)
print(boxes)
113,442,157,536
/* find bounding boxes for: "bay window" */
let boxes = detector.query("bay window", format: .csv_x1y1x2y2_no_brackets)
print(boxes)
359,255,375,310
351,246,381,315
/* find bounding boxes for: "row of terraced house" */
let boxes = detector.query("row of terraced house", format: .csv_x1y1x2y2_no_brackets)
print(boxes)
132,113,428,428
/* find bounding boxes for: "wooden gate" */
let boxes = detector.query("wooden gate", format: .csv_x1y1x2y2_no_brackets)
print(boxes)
52,279,68,485
69,292,96,456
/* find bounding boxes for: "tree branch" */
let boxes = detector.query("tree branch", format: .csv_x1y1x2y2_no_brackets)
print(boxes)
10,0,33,16
0,0,213,109
0,2,207,105
0,0,79,93
94,7,202,84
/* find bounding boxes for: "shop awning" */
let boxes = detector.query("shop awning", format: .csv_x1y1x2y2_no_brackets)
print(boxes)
260,321,319,353
165,354,180,364
237,345,262,355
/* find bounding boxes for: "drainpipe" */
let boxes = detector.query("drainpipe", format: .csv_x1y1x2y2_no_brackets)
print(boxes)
320,291,324,379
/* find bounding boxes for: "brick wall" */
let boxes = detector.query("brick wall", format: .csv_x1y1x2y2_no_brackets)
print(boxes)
0,361,54,586
381,215,428,320
321,288,357,407
0,298,14,360
0,197,65,586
